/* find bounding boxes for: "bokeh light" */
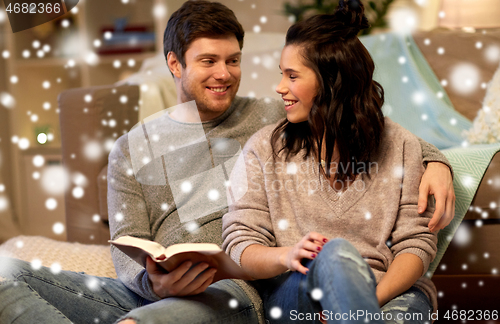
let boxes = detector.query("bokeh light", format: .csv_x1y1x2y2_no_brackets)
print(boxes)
53,222,65,234
0,92,15,108
18,138,30,150
41,166,69,195
32,155,45,167
153,4,167,18
45,198,57,210
449,63,480,95
0,195,9,211
389,7,418,35
83,141,103,161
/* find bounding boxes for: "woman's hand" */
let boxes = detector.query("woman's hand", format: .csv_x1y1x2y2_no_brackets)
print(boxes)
280,232,328,275
146,257,217,298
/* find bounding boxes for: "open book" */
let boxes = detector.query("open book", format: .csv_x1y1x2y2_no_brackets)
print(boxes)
109,236,252,282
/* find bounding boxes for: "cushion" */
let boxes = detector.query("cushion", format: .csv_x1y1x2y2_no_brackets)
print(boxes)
463,62,500,144
0,235,116,278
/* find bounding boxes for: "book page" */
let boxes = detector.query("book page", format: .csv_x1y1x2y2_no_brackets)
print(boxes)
110,236,166,259
110,236,252,281
164,243,221,258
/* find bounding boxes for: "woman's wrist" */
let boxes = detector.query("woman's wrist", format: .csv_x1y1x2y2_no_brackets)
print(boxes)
278,246,292,269
375,286,390,307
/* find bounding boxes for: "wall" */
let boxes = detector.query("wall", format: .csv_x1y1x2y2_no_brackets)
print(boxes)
439,0,500,29
166,0,441,37
165,0,293,34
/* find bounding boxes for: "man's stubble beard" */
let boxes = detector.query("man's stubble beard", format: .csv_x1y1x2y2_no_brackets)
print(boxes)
180,76,240,118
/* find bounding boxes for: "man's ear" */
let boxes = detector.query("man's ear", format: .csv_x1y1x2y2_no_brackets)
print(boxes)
167,51,182,78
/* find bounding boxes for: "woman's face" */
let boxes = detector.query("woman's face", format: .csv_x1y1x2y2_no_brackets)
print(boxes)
276,45,319,123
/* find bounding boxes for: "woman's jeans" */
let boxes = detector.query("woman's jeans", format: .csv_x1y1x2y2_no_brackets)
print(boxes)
0,257,257,324
255,238,433,324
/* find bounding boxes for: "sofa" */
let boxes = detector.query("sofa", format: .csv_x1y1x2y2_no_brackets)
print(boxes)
1,29,500,322
412,29,500,316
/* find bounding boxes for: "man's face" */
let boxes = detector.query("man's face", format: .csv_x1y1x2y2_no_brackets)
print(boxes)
178,36,242,121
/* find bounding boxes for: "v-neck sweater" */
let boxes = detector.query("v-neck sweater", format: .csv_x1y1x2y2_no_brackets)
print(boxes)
222,117,438,311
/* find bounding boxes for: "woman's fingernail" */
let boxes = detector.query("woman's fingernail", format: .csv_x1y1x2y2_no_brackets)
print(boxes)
323,238,328,243
312,253,316,258
317,246,322,251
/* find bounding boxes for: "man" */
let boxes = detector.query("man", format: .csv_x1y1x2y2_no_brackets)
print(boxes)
0,1,454,324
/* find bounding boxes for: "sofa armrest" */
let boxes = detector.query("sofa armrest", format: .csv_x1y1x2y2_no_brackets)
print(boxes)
58,84,139,244
463,152,500,220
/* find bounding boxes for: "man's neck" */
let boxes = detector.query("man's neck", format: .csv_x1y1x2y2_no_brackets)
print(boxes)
169,102,226,123
169,106,202,123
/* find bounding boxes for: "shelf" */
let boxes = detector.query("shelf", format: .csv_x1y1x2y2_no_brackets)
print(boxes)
14,57,71,67
23,147,62,156
96,52,157,64
14,51,157,68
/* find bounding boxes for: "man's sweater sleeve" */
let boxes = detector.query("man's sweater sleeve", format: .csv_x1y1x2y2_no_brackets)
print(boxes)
107,135,161,302
417,137,453,177
222,129,277,266
391,134,438,275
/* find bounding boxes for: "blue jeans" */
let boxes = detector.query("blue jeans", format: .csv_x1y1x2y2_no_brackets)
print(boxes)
255,239,432,324
0,257,258,324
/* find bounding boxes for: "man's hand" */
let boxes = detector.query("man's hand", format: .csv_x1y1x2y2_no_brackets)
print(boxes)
418,162,455,232
146,257,217,298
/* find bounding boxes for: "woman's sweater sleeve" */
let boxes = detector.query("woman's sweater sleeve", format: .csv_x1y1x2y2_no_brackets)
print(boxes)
390,133,438,275
222,129,277,266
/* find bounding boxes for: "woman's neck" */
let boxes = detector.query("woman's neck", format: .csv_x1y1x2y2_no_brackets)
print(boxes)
317,139,357,188
317,138,339,164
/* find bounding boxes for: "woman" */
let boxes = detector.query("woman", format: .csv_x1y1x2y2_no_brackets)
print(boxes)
222,1,437,323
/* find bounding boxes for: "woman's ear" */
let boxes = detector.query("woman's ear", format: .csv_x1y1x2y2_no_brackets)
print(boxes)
167,52,182,78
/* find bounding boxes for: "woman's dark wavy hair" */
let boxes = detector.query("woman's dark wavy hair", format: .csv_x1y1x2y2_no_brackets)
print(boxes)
271,0,385,183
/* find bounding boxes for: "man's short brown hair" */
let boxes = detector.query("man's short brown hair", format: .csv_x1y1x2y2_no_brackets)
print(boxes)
164,0,245,68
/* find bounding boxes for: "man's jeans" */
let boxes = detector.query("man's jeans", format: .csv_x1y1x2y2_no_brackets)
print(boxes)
0,257,258,324
255,238,433,324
